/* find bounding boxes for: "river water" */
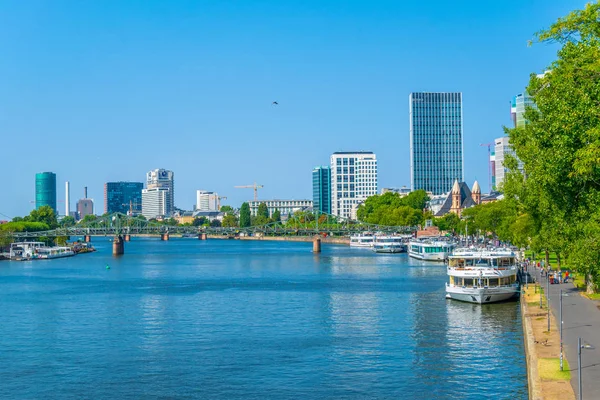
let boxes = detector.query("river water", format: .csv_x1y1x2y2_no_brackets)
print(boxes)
0,239,527,399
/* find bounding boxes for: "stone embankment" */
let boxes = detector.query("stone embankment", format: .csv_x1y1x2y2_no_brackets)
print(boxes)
207,234,350,245
521,283,574,399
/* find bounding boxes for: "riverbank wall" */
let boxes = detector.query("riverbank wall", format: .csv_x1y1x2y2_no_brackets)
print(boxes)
521,284,574,399
207,235,350,245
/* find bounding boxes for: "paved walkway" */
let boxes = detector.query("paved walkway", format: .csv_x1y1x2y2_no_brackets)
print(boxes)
529,266,600,400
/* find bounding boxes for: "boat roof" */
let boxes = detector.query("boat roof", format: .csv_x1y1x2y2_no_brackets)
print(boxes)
450,247,515,258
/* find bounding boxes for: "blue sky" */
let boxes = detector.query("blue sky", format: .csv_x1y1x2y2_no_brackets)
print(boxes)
0,0,586,218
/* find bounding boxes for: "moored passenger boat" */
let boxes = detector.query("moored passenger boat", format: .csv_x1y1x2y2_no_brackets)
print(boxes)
372,236,406,253
350,234,375,248
408,240,454,261
445,248,519,304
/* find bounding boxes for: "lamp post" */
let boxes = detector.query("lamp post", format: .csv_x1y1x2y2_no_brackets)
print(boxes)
547,273,551,332
578,337,595,400
559,290,569,371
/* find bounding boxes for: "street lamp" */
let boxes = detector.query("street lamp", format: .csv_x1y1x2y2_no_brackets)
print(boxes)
578,337,595,400
547,273,551,332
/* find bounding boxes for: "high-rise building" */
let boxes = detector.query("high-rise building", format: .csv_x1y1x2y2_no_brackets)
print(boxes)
330,152,378,219
312,166,331,214
512,93,535,128
142,187,170,219
77,199,94,219
146,169,174,214
409,92,464,195
196,191,219,211
104,182,143,214
35,172,57,212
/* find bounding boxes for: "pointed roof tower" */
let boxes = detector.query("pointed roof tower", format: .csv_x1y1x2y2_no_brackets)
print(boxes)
451,179,461,194
472,180,481,194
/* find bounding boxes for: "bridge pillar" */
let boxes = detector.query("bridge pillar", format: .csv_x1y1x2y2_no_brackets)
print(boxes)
84,235,91,243
161,233,170,241
124,234,131,242
313,236,322,253
199,233,207,240
113,235,124,255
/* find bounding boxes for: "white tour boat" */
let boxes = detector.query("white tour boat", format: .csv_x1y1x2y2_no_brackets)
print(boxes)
372,236,406,253
408,240,454,261
9,242,46,260
33,246,75,259
445,247,520,304
350,234,375,248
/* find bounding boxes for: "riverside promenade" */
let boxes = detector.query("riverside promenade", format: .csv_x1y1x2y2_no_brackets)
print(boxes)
532,267,600,400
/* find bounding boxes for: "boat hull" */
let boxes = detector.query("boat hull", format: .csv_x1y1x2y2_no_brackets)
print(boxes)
374,247,406,254
409,251,447,261
445,286,519,304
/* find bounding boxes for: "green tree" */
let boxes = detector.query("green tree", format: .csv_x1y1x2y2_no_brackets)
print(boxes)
27,205,58,228
222,214,238,228
272,209,281,223
220,205,234,213
257,203,269,220
60,216,76,227
193,217,207,227
210,219,222,227
81,214,97,224
434,213,461,233
239,202,251,228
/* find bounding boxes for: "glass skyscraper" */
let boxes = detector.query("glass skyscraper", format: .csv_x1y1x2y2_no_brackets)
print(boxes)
35,172,57,212
104,182,143,214
312,166,331,214
409,92,463,195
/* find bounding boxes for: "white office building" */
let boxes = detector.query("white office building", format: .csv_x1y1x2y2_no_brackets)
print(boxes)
146,169,174,214
249,199,312,217
142,187,170,219
494,137,522,189
196,191,219,211
330,151,378,219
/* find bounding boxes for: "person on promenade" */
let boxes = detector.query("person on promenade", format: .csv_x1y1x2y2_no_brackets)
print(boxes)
564,270,570,283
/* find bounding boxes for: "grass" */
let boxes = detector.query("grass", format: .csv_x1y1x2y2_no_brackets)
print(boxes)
571,275,600,300
538,358,571,381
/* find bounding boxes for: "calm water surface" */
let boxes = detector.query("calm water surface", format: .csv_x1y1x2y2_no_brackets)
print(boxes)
0,239,527,399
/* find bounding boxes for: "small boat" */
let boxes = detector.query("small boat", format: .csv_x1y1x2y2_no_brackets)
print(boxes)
408,239,454,261
445,247,519,304
350,234,375,248
372,236,406,253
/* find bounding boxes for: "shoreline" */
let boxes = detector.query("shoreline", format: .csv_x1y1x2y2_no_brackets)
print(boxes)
521,282,575,399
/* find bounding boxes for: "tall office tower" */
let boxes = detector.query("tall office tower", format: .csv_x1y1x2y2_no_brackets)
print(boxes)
512,93,535,128
35,172,57,212
104,182,144,214
494,137,519,189
65,181,70,216
312,166,331,214
330,152,378,219
146,169,174,214
196,191,219,211
141,187,170,219
409,92,464,195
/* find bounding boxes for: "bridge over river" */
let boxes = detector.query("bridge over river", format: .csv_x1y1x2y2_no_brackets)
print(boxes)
9,213,415,255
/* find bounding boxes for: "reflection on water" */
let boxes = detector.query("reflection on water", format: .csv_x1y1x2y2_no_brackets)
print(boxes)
0,239,527,399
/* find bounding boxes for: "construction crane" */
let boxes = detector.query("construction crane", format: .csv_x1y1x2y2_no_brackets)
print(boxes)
480,143,494,192
234,182,263,202
122,200,141,216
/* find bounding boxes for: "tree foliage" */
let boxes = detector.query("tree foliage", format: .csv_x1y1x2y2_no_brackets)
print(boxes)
356,190,429,226
272,209,281,223
239,202,251,228
503,2,600,288
222,214,238,228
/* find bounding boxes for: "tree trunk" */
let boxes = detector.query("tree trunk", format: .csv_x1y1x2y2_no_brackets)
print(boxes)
556,253,561,269
587,273,597,294
545,250,550,269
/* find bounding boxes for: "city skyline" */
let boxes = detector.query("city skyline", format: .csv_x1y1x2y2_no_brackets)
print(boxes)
0,1,583,218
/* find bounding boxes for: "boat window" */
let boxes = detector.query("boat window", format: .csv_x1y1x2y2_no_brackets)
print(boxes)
489,278,498,286
464,278,473,286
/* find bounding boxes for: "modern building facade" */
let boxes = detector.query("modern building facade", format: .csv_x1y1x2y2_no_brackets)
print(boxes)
77,199,94,219
248,200,313,217
312,166,331,215
35,172,57,212
146,169,174,215
409,92,464,195
330,152,378,219
196,191,219,211
104,182,143,214
141,187,170,219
